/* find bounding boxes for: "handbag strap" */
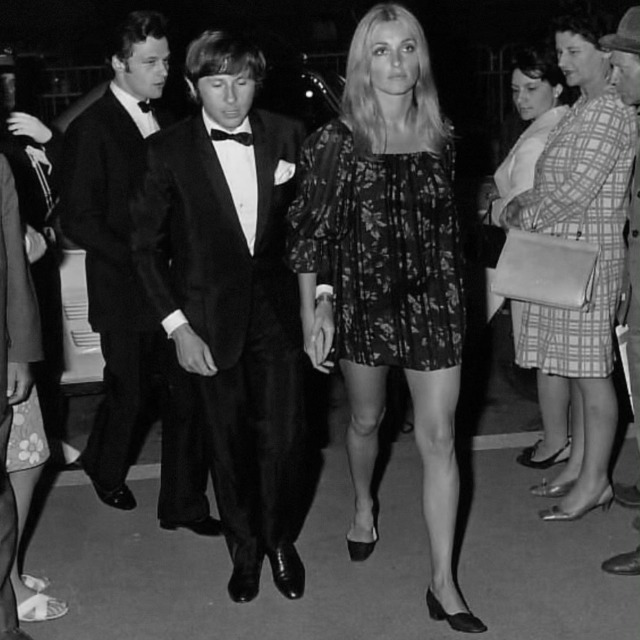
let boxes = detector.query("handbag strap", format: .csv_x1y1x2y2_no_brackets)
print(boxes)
531,200,588,241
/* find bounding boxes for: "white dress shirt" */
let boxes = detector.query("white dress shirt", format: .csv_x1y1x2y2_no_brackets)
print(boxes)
162,110,258,337
110,81,160,139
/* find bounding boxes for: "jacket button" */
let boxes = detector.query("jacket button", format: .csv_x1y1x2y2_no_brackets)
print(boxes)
633,230,639,238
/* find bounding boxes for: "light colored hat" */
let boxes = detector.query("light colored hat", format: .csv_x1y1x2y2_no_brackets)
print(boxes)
600,6,640,55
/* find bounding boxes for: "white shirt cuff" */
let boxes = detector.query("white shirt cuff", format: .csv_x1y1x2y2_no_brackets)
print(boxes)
315,284,334,298
162,310,189,337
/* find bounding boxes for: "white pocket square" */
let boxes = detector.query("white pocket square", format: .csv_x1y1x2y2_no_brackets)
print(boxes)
274,160,296,185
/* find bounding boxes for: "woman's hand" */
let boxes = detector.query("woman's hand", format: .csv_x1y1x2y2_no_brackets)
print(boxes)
499,199,523,229
302,300,335,374
6,112,53,144
24,225,48,264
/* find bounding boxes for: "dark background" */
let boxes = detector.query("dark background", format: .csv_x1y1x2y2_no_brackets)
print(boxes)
2,0,632,61
1,0,634,178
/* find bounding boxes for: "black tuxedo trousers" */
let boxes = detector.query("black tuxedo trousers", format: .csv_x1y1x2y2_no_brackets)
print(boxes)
167,280,307,557
83,329,208,522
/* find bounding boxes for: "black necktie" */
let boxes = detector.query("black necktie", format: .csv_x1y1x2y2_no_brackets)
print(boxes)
138,101,154,114
210,129,253,146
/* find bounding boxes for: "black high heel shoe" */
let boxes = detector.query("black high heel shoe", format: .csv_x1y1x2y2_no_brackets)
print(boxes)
426,589,487,634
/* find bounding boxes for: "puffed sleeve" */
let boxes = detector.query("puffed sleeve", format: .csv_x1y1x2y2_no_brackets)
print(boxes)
287,120,356,273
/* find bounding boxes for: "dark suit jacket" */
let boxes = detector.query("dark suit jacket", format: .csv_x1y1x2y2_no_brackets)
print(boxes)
59,88,171,332
0,155,42,420
131,109,305,369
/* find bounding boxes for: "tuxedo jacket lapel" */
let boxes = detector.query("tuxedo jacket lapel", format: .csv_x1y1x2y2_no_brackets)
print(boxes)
192,117,249,247
103,89,145,148
250,112,274,253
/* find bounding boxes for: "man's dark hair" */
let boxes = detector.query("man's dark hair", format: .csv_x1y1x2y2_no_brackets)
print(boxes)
109,10,168,61
184,30,266,86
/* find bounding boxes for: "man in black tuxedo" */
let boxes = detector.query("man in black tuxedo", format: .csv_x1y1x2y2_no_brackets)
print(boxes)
131,30,307,603
60,11,218,536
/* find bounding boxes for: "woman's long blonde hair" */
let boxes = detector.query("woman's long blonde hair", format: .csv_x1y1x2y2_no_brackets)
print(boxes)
342,3,449,155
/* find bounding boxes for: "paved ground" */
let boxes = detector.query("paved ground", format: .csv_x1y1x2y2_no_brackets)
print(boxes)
19,307,638,640
21,440,640,640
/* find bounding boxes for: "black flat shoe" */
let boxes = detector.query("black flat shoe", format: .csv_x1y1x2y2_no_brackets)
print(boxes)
426,589,487,634
92,481,136,511
346,527,378,562
160,516,223,537
267,543,305,600
516,439,571,469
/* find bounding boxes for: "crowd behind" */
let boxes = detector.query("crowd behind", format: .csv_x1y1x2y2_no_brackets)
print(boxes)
0,2,638,639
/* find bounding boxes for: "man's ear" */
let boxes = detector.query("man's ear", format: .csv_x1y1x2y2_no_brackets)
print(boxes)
111,54,126,73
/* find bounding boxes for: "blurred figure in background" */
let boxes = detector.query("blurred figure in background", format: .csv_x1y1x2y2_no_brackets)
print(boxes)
0,153,42,640
487,44,576,471
0,50,68,624
599,5,640,577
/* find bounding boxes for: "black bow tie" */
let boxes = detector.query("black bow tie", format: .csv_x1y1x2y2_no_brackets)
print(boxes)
210,129,253,146
138,101,155,114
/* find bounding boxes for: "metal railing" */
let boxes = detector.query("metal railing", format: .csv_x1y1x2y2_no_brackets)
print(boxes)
38,65,109,121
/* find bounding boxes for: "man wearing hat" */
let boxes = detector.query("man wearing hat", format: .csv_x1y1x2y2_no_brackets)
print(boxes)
600,5,640,576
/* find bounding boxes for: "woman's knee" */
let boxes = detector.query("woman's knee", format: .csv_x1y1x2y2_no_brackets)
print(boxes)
349,408,385,438
414,421,455,455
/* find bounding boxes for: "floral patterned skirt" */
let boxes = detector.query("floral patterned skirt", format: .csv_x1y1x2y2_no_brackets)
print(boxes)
6,388,50,472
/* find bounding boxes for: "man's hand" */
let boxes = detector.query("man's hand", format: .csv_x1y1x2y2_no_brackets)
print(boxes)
302,300,335,374
499,199,523,230
170,324,218,376
6,362,33,406
6,112,53,144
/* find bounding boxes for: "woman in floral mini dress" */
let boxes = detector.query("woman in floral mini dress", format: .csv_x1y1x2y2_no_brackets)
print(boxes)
288,4,485,634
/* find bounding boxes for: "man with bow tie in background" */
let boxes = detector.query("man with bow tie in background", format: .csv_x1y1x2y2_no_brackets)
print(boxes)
131,30,308,603
60,11,219,536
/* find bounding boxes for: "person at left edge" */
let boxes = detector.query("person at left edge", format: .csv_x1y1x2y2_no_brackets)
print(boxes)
0,154,42,640
60,11,220,536
131,30,307,603
599,5,640,577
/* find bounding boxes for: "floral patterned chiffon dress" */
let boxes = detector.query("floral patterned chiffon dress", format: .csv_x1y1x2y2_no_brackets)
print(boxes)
288,120,465,371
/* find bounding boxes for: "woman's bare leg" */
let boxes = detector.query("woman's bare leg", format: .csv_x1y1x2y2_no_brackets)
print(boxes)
406,366,467,614
340,360,388,542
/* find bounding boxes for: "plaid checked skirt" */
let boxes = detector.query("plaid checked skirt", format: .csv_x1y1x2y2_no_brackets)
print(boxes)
514,258,624,377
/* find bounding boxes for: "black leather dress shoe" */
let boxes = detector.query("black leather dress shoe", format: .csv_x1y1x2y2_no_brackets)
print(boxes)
267,543,305,600
0,628,35,640
92,482,136,510
228,559,262,603
601,546,640,576
160,516,223,537
613,483,640,508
